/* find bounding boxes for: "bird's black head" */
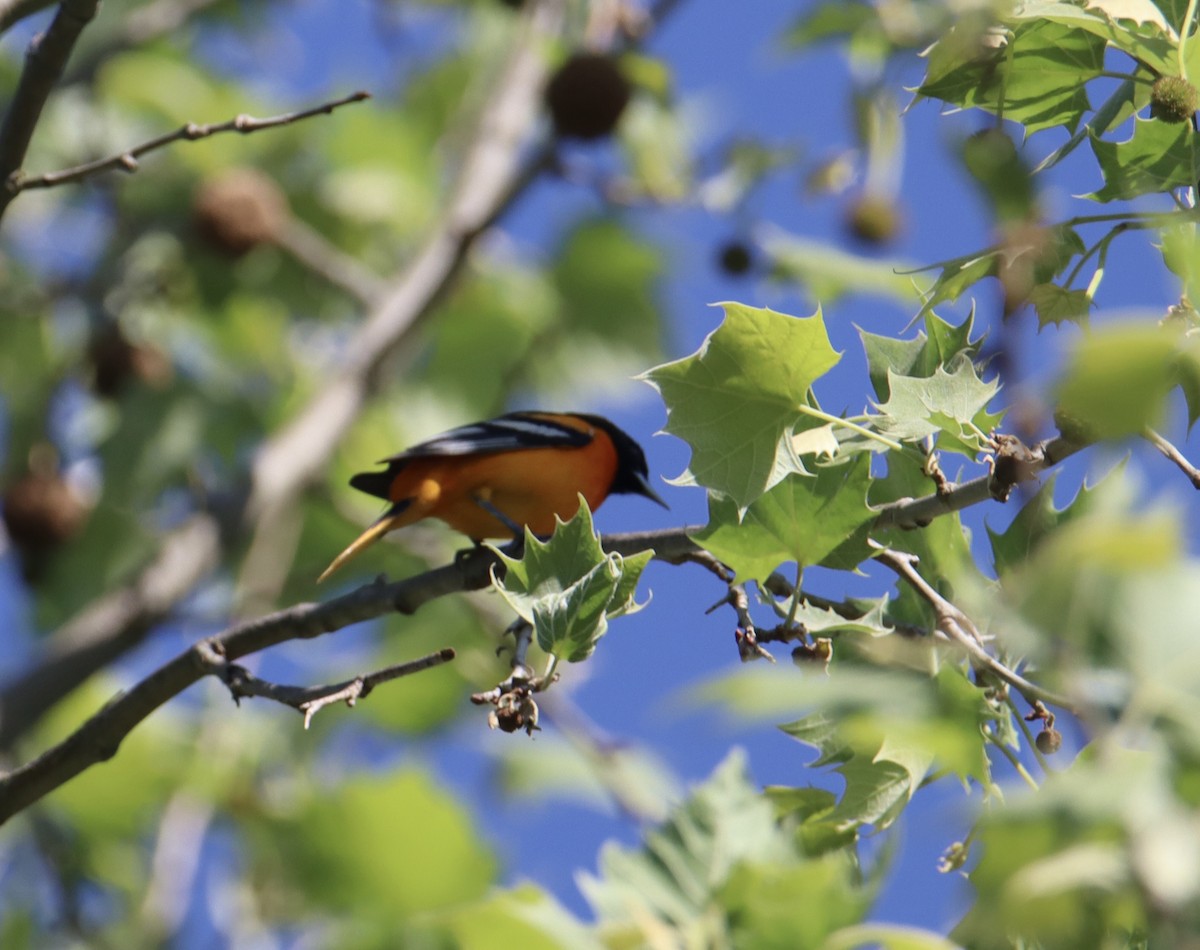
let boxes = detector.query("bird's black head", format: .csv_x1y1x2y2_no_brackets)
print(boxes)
577,414,668,508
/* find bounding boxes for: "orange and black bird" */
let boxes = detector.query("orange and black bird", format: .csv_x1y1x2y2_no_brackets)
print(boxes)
318,411,666,582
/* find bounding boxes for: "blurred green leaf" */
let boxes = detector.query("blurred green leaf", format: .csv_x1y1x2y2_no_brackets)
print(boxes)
823,923,965,950
987,470,1107,576
643,302,841,508
437,884,600,950
579,750,871,947
765,230,918,304
1055,322,1179,439
249,768,495,921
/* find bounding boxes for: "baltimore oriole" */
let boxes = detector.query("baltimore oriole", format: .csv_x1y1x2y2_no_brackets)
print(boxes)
318,411,666,582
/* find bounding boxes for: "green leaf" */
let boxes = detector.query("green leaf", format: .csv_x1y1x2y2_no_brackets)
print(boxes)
987,470,1107,576
695,455,875,581
491,500,652,663
784,3,879,49
642,302,841,508
249,769,496,920
913,227,1084,319
1023,0,1177,76
1055,322,1178,439
1028,283,1093,328
861,311,982,400
765,229,920,304
437,884,600,950
1088,119,1200,202
578,750,871,946
919,20,1105,134
874,358,1001,455
823,923,966,950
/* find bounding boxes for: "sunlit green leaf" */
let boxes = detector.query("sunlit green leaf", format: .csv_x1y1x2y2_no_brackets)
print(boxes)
919,20,1104,134
1088,119,1200,202
642,302,841,508
696,455,875,581
491,500,652,662
874,358,1000,455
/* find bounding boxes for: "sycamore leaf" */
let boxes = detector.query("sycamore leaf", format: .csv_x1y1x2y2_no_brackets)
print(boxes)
1088,119,1200,202
1055,323,1178,439
913,227,1084,321
491,500,652,663
861,311,982,400
764,229,918,304
874,358,1001,455
918,20,1105,134
642,302,841,508
579,750,872,947
823,923,966,950
1028,283,1093,328
696,455,875,581
1018,0,1176,73
987,470,1110,576
764,594,895,639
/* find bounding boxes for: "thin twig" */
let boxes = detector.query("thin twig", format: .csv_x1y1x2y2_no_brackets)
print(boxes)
874,547,1074,711
0,516,221,750
706,583,773,662
984,726,1040,790
0,0,100,220
9,90,371,193
0,526,693,824
1145,427,1200,489
0,0,54,35
199,642,456,729
274,216,388,309
873,433,1082,529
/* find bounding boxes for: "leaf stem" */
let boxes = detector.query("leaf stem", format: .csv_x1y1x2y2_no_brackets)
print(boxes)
985,726,1040,790
796,404,903,452
1181,0,1199,76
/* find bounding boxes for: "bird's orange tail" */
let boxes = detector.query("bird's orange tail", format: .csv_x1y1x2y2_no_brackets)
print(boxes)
317,502,411,583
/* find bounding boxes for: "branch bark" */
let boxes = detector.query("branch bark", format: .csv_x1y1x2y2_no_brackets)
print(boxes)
9,90,369,193
0,527,688,825
0,0,100,221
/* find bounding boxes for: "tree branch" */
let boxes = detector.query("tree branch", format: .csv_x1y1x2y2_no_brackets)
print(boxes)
873,433,1082,529
9,90,370,193
0,527,686,824
0,0,53,37
1145,426,1200,489
0,516,221,750
0,0,100,221
199,642,457,729
874,546,1073,711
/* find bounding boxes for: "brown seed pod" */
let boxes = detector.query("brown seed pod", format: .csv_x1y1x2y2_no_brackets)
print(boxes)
845,193,902,245
1035,727,1063,755
193,168,289,256
3,448,89,581
716,240,754,277
544,53,632,141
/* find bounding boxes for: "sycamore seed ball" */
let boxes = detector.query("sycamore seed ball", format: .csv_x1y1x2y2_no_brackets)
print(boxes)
1151,76,1199,124
544,53,632,141
1035,727,1063,755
